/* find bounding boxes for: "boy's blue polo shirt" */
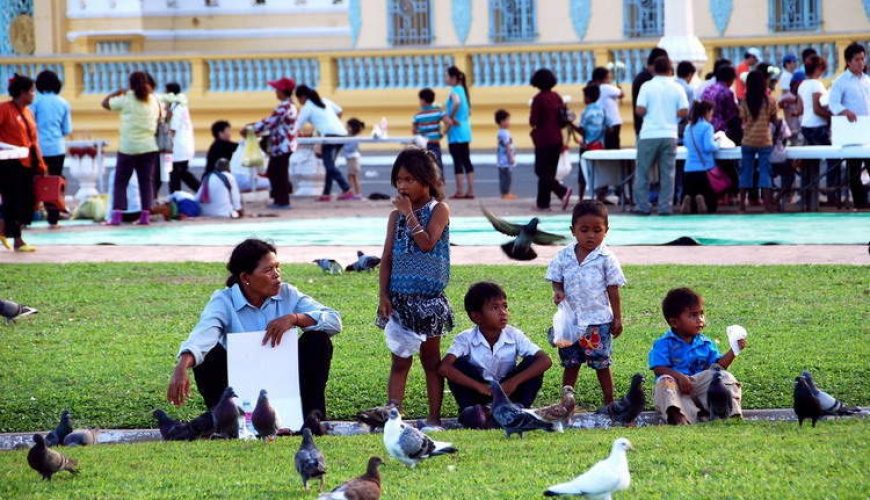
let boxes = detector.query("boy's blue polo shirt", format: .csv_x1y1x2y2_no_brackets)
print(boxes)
648,329,721,376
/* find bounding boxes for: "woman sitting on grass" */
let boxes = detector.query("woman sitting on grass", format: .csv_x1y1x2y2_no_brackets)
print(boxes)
167,238,342,426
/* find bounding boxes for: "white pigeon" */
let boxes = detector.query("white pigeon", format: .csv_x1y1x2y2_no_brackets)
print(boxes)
383,408,457,468
543,437,633,498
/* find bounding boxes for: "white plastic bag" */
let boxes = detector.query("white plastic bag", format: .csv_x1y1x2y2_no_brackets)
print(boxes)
551,301,577,347
555,148,572,181
726,325,748,356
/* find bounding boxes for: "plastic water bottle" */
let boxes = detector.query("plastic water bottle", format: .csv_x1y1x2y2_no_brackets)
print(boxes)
239,401,257,439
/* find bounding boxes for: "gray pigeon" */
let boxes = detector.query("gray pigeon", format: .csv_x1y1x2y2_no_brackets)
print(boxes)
295,428,327,492
383,408,457,467
27,434,79,481
801,370,860,416
706,367,733,421
212,386,244,439
313,259,343,275
317,456,383,500
45,410,73,447
355,403,394,430
491,380,560,438
794,375,822,427
482,206,567,261
251,389,279,440
62,429,98,447
597,373,646,426
346,251,381,272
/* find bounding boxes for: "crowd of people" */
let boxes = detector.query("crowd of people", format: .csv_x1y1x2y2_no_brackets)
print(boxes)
1,43,866,251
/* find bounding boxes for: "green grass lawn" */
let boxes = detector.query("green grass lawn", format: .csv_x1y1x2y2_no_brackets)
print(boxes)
0,264,867,433
1,420,868,498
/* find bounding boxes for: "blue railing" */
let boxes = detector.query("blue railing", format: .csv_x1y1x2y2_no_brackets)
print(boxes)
94,41,132,55
81,61,191,94
336,54,453,89
719,42,838,78
489,0,537,43
623,0,663,38
768,0,821,32
386,0,432,46
471,50,596,88
0,62,64,86
609,48,648,84
207,58,319,92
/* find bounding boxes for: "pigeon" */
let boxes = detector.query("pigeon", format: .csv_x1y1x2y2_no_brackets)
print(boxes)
212,386,244,439
251,389,279,441
532,385,576,428
801,370,860,416
304,409,328,436
346,251,382,272
355,403,394,430
295,428,327,492
706,366,733,421
793,375,822,427
383,408,457,467
482,206,567,261
318,456,383,500
62,429,98,447
154,409,215,441
544,437,633,497
27,434,79,481
313,259,343,275
458,404,492,430
45,410,73,447
491,380,561,438
596,373,646,426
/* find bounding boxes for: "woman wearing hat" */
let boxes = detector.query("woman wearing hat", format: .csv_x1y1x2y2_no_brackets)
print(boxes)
247,77,298,209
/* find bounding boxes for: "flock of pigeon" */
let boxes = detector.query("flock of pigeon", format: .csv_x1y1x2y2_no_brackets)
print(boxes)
24,367,862,496
313,251,382,275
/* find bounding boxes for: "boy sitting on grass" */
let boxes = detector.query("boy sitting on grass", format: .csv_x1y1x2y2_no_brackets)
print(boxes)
649,287,746,425
439,282,552,428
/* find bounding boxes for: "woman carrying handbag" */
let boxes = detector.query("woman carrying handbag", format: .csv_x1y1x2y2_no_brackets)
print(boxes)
0,74,48,252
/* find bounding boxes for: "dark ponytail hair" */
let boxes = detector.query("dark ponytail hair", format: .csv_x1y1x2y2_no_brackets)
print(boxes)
295,84,326,109
391,147,445,201
7,73,34,98
745,70,767,120
689,100,714,124
447,65,470,108
225,238,277,287
128,71,152,102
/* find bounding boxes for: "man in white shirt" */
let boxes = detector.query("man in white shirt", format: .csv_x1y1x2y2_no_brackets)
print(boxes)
633,57,690,215
828,42,869,208
779,54,798,93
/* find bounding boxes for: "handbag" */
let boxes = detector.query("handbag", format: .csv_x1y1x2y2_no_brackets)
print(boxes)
34,175,68,212
155,101,174,154
689,124,732,195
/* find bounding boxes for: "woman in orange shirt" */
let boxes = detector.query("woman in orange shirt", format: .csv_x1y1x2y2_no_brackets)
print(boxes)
0,74,47,252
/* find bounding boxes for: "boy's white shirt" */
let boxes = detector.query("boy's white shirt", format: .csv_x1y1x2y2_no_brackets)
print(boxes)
446,325,541,382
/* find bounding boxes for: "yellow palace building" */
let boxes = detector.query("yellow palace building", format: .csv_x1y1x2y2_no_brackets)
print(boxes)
1,0,868,151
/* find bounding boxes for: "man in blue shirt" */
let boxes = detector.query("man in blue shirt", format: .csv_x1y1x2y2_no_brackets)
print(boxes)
648,288,746,424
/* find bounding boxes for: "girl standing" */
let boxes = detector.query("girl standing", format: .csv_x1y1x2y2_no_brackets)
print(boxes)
444,66,475,199
377,148,453,428
682,101,720,214
739,70,778,212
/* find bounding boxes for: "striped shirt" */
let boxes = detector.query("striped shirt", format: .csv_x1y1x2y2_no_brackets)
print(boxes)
253,99,298,156
413,105,444,143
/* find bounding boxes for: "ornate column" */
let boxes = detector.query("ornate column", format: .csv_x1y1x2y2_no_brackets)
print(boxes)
657,0,708,73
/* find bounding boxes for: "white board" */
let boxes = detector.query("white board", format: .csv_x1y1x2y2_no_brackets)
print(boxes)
226,330,303,432
831,116,870,147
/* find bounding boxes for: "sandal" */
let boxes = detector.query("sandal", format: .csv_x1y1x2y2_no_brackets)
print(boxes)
462,194,476,199
14,244,36,253
449,193,466,199
0,235,10,250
